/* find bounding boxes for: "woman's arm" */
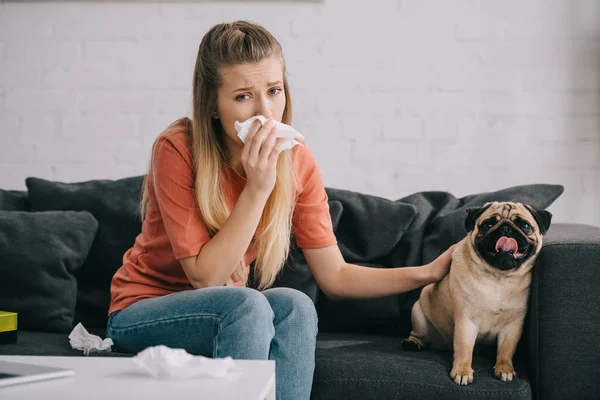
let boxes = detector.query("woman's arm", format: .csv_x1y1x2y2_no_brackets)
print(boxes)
303,245,453,300
179,188,268,288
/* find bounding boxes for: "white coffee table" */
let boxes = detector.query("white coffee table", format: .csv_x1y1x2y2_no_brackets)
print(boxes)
0,355,275,400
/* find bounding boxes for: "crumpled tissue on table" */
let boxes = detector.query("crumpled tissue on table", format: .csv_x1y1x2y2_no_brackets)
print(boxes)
132,345,242,379
68,323,113,356
234,115,305,151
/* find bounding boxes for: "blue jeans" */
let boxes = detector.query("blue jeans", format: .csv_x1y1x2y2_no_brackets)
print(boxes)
106,286,318,400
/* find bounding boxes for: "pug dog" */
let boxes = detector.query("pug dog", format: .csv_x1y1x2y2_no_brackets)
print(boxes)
401,202,552,385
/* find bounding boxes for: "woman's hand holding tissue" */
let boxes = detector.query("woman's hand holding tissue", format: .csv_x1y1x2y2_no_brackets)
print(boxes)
240,118,284,199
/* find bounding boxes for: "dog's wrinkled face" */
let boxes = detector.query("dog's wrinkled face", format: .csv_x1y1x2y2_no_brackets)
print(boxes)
465,202,552,271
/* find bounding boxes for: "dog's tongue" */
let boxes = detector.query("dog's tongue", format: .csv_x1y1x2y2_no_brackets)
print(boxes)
495,236,518,254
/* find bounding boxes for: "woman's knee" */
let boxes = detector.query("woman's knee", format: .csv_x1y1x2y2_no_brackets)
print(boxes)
223,287,273,315
263,288,318,334
217,287,275,333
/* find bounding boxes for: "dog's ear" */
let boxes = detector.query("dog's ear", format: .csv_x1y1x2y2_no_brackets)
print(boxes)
525,205,552,235
465,204,491,233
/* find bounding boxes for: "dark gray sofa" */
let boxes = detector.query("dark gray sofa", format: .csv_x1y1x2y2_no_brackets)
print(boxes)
1,177,599,400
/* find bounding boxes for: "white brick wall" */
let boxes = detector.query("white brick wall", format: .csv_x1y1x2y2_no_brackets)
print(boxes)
0,0,599,226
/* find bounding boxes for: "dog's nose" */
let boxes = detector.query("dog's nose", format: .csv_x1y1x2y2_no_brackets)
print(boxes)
500,224,513,235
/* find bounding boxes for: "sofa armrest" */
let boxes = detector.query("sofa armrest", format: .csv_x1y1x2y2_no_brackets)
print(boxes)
527,223,600,400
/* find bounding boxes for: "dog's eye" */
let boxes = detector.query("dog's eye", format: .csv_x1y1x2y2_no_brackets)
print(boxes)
479,222,494,232
520,222,533,234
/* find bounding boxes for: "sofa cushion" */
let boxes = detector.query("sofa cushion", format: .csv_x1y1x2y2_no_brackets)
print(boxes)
0,189,30,211
0,211,98,333
25,176,144,329
312,333,532,400
0,329,130,357
325,188,418,262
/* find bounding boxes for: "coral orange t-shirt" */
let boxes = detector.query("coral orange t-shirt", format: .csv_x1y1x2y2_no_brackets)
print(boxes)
108,120,337,315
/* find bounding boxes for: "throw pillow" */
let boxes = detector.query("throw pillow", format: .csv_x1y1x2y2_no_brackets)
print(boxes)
26,176,144,329
0,211,98,333
0,189,30,211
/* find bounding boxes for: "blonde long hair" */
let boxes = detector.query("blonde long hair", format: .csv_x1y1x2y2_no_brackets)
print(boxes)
140,21,296,290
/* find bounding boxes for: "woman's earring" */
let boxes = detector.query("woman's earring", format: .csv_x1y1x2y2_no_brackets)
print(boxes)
212,112,219,119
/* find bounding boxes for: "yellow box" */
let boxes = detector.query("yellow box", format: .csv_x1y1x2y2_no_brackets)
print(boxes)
0,311,17,344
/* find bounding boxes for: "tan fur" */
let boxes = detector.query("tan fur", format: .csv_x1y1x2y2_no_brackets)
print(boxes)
403,202,545,385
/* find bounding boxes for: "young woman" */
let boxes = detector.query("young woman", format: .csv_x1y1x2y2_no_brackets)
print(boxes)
106,20,453,400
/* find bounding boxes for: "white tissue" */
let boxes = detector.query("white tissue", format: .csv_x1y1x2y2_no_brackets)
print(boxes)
68,323,113,356
132,345,241,379
234,115,305,151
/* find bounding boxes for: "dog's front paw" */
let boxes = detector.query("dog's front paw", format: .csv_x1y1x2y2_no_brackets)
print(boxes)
401,337,423,351
494,363,517,382
450,364,474,385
